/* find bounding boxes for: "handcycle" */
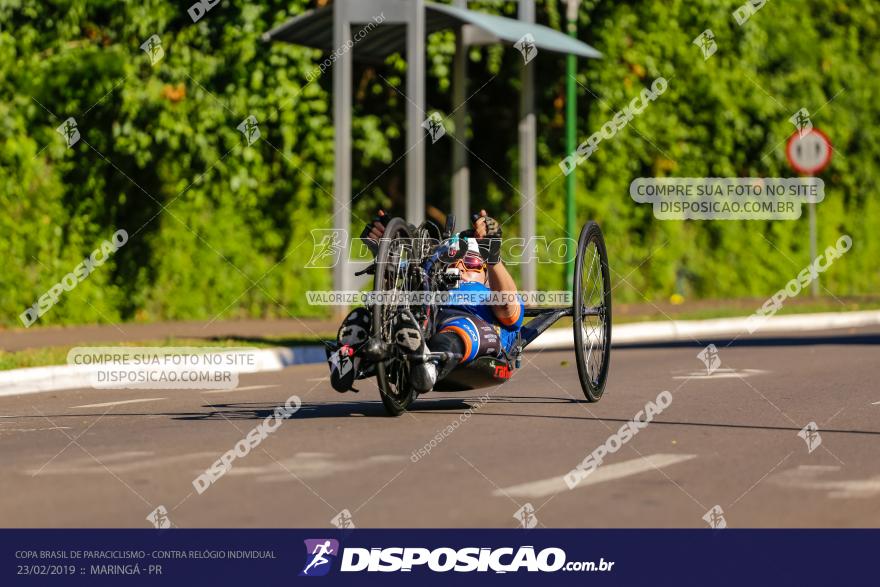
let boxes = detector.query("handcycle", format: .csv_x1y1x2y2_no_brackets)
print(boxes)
350,215,612,416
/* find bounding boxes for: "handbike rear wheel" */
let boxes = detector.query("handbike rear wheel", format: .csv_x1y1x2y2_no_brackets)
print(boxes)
372,218,418,416
572,221,612,402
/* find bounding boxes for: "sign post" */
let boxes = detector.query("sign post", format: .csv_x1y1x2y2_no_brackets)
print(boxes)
785,128,832,297
565,0,581,292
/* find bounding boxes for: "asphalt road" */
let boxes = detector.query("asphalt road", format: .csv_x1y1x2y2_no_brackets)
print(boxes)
1,327,879,528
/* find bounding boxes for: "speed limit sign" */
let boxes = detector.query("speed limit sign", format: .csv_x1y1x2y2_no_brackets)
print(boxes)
786,128,832,175
785,127,832,299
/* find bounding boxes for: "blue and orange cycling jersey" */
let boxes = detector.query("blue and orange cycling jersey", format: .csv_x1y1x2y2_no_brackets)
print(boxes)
444,281,525,354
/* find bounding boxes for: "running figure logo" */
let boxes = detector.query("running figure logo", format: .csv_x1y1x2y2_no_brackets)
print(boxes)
306,229,345,268
513,503,539,529
697,344,721,375
146,505,172,529
237,115,261,146
692,29,717,60
789,108,813,138
140,34,165,66
300,539,339,577
421,112,446,143
56,117,80,148
702,505,727,529
514,33,538,64
330,509,356,529
798,421,822,453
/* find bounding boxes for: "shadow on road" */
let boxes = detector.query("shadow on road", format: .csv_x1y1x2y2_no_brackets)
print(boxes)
154,396,880,437
7,395,879,436
172,397,487,420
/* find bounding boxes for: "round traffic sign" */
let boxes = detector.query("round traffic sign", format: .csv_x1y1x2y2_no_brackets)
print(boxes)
786,128,832,175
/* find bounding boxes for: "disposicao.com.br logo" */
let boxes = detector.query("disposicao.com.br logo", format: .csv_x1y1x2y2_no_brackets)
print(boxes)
301,543,614,575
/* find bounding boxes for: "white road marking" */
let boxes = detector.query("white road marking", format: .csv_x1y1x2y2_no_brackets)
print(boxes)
872,401,880,405
227,453,406,482
71,398,165,409
771,465,880,498
494,453,697,499
0,426,71,433
201,384,280,394
307,377,329,382
673,368,767,380
27,451,217,475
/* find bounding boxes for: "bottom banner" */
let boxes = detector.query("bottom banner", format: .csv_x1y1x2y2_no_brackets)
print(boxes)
3,529,873,585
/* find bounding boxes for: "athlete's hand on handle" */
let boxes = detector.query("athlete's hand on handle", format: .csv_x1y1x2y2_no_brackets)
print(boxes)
359,210,391,255
471,209,502,265
472,209,501,239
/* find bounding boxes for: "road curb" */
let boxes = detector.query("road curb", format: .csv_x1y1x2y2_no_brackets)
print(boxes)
0,346,326,398
1,310,878,397
529,309,880,349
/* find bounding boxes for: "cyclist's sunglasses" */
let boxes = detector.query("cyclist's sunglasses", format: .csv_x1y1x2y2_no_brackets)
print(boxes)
454,251,487,273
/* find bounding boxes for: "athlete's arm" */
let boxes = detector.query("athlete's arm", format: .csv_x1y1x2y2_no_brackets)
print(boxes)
487,261,521,326
473,210,521,326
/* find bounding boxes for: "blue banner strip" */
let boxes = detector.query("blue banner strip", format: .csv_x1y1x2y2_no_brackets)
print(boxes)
2,529,874,585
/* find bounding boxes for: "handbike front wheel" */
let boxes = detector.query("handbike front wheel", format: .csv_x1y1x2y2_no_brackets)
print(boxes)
372,217,417,416
572,221,612,402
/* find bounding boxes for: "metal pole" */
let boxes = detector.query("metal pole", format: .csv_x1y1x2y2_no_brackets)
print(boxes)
519,0,537,292
406,0,426,225
452,0,469,230
333,0,353,319
809,201,818,297
565,0,579,293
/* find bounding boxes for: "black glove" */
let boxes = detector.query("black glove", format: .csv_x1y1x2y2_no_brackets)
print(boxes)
471,214,502,265
359,212,391,256
477,237,502,265
474,214,502,239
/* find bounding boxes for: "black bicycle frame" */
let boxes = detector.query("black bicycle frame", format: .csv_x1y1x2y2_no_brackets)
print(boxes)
519,305,601,349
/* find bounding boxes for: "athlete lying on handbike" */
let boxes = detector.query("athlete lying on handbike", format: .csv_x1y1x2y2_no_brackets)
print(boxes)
327,210,523,393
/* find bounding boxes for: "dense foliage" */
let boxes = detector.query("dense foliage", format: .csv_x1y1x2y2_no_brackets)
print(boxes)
2,0,877,326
